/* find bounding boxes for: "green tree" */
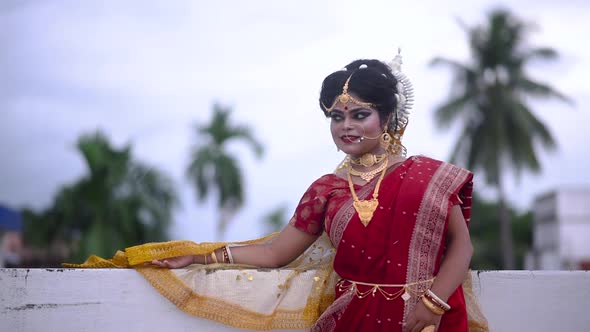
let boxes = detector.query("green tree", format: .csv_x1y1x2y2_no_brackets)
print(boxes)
469,194,533,270
430,9,571,268
187,104,264,240
23,131,177,262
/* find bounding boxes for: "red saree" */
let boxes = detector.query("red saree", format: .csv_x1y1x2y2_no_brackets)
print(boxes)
290,156,473,332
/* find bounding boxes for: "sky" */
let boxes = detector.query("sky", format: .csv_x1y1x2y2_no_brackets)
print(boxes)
1,0,589,243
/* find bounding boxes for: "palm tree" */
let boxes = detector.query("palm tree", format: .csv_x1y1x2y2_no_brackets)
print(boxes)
187,104,264,240
469,194,533,270
430,9,572,269
23,131,177,262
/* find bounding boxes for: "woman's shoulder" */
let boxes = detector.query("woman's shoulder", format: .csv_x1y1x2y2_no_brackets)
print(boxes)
311,173,345,187
407,155,472,173
297,173,345,200
407,154,443,165
406,155,474,191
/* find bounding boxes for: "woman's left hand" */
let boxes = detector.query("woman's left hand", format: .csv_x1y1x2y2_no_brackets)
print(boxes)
148,255,196,269
403,300,441,332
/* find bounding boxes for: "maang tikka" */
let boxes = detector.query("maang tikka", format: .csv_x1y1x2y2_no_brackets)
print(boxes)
322,74,376,113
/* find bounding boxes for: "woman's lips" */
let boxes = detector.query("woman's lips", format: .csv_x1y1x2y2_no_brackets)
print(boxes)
341,135,361,144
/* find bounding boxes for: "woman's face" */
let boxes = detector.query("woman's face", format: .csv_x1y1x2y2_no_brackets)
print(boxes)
329,97,385,158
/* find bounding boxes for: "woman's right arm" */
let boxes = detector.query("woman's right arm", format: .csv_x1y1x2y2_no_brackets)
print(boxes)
151,224,319,269
153,178,330,269
223,224,319,268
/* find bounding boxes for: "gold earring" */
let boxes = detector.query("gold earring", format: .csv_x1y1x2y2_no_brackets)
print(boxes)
389,133,406,156
380,132,392,149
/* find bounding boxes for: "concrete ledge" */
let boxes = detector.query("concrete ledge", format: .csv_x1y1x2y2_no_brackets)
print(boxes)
1,269,588,331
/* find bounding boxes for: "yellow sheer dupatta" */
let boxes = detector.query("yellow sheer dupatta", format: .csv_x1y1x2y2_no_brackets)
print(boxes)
63,233,488,331
64,233,339,330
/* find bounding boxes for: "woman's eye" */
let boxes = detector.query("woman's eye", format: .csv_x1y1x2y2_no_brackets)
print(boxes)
354,112,370,120
330,114,343,121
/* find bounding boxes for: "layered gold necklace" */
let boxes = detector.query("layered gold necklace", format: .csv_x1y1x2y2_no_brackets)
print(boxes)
350,153,388,167
347,157,389,227
348,160,388,182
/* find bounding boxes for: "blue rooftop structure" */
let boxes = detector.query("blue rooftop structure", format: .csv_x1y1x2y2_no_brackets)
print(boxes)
0,205,23,232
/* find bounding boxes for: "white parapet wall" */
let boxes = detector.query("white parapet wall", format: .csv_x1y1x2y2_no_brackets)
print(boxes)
1,269,589,331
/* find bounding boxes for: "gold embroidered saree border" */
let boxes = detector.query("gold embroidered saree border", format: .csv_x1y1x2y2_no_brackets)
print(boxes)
404,159,470,320
138,267,320,330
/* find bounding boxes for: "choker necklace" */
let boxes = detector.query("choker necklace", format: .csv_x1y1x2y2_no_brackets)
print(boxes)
348,160,388,182
350,153,388,168
347,158,388,227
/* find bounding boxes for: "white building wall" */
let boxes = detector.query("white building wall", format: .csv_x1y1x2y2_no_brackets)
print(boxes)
539,251,561,269
560,224,590,262
530,188,590,269
534,222,558,251
557,190,590,220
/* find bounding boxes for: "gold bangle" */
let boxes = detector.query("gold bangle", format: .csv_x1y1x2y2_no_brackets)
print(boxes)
210,251,218,264
421,325,436,332
421,296,445,315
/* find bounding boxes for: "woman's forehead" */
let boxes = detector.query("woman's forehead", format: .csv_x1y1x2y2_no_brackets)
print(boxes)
331,103,377,113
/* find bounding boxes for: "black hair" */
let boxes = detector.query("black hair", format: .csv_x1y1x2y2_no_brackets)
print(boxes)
319,59,399,130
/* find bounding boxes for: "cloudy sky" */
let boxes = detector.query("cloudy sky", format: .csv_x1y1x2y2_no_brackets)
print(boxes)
1,0,588,242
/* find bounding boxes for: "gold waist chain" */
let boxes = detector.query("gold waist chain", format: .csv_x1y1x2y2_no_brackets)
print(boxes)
337,277,435,301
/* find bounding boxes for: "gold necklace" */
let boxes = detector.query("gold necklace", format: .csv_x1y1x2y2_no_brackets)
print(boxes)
347,158,389,227
350,153,388,168
348,160,388,182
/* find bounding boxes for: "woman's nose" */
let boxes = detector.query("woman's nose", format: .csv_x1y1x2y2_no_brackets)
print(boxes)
343,116,353,130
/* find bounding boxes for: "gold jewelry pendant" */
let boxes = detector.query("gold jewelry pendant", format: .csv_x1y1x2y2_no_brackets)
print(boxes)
353,198,378,227
351,153,387,167
347,158,389,227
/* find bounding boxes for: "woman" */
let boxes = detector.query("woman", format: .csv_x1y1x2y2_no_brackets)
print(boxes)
149,54,475,332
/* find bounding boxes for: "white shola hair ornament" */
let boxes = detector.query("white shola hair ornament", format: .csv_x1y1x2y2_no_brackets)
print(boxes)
387,48,414,132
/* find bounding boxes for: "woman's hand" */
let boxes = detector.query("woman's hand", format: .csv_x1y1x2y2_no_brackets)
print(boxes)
149,255,196,269
404,300,441,332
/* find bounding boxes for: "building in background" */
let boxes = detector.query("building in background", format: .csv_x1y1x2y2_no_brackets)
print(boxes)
526,188,590,270
0,205,23,268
